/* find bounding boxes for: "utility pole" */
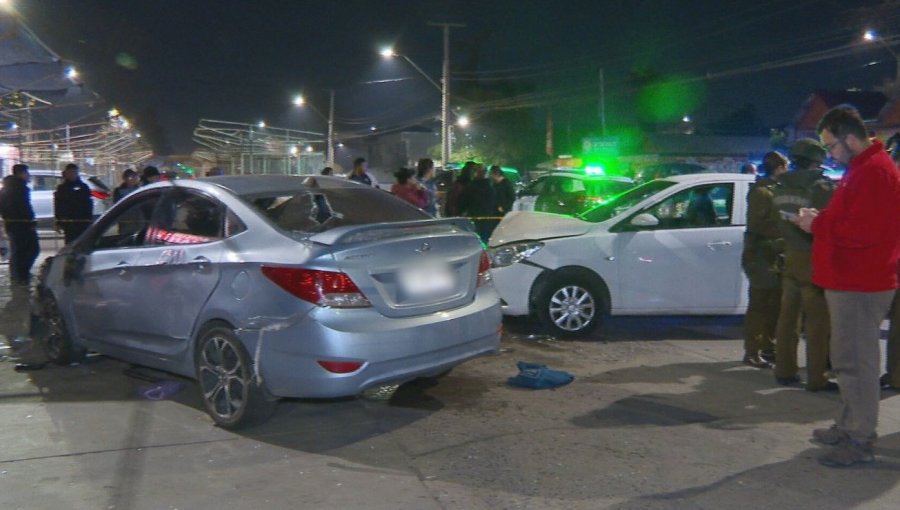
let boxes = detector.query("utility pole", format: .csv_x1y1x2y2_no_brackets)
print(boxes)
599,68,607,136
327,89,335,168
429,21,465,168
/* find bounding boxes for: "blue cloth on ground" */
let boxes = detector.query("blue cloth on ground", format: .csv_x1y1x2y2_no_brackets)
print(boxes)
507,361,574,389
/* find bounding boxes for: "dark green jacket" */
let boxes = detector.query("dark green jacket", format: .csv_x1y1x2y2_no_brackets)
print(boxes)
772,169,834,252
742,176,783,288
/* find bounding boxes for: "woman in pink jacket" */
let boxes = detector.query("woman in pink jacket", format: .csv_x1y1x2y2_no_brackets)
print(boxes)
390,168,428,209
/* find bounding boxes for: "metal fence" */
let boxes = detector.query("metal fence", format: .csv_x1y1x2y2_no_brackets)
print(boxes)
192,119,326,176
0,100,153,185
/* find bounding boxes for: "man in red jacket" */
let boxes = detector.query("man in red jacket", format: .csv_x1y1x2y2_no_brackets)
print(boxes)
793,105,900,467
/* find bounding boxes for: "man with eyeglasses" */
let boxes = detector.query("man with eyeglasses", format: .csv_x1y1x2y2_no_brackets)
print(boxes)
792,104,900,467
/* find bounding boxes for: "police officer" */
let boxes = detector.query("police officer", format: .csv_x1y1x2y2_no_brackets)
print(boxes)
771,138,836,391
741,151,788,368
0,164,40,284
883,143,900,390
54,163,93,245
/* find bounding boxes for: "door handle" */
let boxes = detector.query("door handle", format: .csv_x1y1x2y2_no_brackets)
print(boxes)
116,261,130,277
706,241,732,250
192,256,211,271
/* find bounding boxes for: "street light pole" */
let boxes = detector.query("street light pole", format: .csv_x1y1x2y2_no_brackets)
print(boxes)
428,22,465,168
327,89,335,168
863,30,900,82
294,92,335,168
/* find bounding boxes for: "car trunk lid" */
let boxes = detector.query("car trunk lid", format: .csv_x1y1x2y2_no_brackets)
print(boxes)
312,219,486,318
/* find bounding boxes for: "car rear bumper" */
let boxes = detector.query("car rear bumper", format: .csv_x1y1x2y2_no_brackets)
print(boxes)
249,289,502,398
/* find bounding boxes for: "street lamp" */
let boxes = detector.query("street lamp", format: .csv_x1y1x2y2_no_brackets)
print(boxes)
292,91,335,167
380,23,463,168
381,47,451,166
863,29,900,81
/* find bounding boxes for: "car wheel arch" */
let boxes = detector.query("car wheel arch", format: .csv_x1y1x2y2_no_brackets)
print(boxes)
192,320,277,428
529,265,611,317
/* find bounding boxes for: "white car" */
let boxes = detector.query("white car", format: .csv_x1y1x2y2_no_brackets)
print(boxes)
488,173,755,337
25,169,112,228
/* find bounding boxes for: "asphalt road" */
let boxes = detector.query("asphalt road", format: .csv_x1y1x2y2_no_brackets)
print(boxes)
2,243,900,509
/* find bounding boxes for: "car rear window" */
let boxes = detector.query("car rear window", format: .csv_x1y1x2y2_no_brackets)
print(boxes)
244,186,430,233
87,176,111,191
30,175,61,191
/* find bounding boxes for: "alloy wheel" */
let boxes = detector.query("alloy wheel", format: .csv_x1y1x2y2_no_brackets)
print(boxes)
197,335,250,422
548,285,596,332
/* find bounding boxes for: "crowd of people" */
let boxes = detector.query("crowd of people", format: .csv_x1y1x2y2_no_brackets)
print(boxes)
741,104,900,467
324,157,516,243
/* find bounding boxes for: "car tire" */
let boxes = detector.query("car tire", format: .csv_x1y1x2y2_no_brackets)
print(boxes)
40,294,87,365
195,325,277,429
536,271,605,338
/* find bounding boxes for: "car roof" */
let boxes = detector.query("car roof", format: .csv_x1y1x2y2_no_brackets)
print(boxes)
187,174,367,196
546,172,633,182
663,172,756,183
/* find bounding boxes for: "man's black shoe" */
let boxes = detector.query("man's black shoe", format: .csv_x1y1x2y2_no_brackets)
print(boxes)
880,373,899,391
760,350,776,363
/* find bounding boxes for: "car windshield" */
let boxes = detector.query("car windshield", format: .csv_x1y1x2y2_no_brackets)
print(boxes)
584,179,634,197
577,180,675,223
243,186,430,233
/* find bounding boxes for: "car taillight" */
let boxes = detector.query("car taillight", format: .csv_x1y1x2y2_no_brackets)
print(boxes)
261,266,371,308
91,190,110,200
477,251,492,287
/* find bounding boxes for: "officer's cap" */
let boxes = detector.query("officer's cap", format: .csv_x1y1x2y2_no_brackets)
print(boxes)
790,138,827,165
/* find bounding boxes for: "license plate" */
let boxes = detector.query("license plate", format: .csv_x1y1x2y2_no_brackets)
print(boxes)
398,264,455,298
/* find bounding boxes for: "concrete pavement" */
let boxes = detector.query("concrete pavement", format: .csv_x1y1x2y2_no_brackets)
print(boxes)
2,239,900,509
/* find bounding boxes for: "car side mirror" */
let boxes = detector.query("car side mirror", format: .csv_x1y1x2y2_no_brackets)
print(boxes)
630,213,659,228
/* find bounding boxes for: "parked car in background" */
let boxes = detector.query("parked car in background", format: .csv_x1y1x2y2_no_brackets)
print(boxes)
36,175,501,428
489,173,754,337
513,172,634,216
633,163,709,184
16,169,112,228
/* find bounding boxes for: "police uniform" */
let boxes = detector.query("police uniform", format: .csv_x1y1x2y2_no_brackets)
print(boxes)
741,174,783,365
771,140,835,390
885,268,900,389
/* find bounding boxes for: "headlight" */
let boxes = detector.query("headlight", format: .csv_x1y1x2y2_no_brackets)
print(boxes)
488,241,544,268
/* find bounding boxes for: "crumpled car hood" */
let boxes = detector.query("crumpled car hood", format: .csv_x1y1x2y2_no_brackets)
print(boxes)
488,211,592,247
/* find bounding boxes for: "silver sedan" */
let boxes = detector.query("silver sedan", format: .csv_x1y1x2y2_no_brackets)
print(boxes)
36,175,501,428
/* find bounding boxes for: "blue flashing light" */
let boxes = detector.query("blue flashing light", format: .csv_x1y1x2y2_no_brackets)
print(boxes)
584,165,605,175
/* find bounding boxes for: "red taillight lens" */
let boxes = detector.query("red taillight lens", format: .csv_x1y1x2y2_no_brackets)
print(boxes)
91,190,110,200
261,266,371,308
477,251,492,287
317,360,364,374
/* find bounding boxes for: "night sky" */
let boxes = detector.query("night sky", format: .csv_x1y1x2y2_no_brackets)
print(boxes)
13,0,899,154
